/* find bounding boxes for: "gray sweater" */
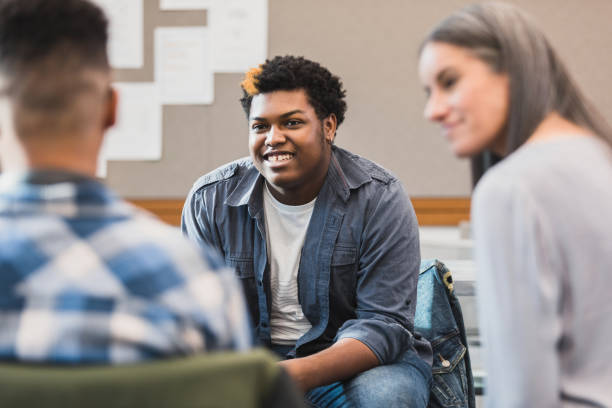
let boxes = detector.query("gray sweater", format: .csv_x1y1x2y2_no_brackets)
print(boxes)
472,136,612,407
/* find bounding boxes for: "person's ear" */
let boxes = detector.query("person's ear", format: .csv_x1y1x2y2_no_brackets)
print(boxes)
323,114,337,144
103,87,118,130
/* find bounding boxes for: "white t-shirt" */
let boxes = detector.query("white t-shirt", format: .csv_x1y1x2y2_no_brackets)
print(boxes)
263,184,315,345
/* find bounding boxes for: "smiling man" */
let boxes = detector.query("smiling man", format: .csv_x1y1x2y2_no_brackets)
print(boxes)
182,56,432,407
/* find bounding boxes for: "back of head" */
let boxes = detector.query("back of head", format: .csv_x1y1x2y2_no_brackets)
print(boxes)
422,2,612,183
0,0,110,140
239,55,347,129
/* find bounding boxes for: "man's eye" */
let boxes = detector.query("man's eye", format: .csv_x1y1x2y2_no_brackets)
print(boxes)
285,120,302,127
251,123,268,132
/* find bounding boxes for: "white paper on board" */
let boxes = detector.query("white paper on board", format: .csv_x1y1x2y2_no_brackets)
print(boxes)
209,0,268,73
160,0,211,10
155,27,214,105
103,82,162,162
92,0,143,69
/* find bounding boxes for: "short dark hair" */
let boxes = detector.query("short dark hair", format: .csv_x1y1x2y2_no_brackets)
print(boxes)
0,0,110,136
240,56,347,128
0,0,108,80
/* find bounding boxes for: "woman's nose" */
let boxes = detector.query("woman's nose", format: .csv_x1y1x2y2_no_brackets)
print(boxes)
424,92,449,122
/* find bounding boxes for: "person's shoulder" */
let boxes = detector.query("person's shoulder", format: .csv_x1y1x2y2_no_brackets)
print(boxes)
472,146,548,219
473,159,521,206
118,207,227,272
334,146,397,186
189,157,256,194
475,137,596,203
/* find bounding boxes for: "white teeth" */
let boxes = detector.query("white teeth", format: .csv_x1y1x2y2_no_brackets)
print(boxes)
268,154,292,162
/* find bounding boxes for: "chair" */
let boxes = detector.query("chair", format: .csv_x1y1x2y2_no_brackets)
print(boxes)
415,259,476,408
0,348,305,408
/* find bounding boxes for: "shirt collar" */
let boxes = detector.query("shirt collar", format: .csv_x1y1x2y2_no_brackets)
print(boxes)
24,169,96,185
224,165,263,208
325,147,372,202
0,170,116,205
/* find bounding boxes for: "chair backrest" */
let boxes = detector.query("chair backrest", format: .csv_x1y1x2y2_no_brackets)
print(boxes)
0,348,305,408
415,259,476,408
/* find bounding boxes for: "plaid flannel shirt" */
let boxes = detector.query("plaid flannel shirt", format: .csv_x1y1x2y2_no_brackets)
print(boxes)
0,171,251,364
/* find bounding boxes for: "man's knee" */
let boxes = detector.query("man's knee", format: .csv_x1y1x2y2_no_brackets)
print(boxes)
345,354,431,408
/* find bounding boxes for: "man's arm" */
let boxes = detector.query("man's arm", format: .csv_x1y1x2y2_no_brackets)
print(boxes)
278,338,378,392
331,179,421,364
179,185,250,350
182,186,220,251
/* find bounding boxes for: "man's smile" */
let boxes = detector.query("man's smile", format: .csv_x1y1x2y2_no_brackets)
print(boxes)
263,151,295,165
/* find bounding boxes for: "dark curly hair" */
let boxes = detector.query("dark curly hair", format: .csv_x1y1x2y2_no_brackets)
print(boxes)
240,56,347,128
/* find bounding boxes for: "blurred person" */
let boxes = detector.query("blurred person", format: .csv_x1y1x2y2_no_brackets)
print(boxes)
183,55,432,407
0,0,251,364
418,2,612,407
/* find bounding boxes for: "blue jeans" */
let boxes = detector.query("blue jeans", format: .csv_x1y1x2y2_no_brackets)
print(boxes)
272,346,432,408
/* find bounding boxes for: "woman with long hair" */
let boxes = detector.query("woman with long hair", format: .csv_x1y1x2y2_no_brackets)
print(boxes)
418,3,612,406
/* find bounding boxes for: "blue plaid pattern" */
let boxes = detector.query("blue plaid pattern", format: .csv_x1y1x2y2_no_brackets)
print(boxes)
0,173,251,364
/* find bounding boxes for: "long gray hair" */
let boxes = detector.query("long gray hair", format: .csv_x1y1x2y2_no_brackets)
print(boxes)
421,2,612,185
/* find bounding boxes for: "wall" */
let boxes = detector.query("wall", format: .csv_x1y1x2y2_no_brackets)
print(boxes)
108,0,612,199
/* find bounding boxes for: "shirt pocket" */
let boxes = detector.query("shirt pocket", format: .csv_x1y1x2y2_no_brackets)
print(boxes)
330,243,358,306
226,254,259,322
429,329,469,408
331,243,357,267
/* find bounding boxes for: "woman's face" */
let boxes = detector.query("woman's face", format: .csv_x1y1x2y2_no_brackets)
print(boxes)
418,41,510,157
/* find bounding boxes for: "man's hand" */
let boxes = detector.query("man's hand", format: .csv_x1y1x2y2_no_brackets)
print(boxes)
277,338,379,392
278,358,312,392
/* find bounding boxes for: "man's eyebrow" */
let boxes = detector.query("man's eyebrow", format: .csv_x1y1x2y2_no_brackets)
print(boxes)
250,109,305,122
279,109,305,118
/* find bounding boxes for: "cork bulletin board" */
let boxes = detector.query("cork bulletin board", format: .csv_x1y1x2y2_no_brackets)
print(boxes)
106,0,612,200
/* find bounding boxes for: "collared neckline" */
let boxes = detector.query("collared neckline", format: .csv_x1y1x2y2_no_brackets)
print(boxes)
325,147,372,202
0,170,121,206
224,166,262,208
0,169,98,187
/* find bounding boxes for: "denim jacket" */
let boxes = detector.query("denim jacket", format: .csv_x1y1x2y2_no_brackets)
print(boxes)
416,259,476,408
182,146,430,364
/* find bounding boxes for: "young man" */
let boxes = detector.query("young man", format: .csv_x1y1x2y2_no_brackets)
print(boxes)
183,56,432,407
0,0,251,363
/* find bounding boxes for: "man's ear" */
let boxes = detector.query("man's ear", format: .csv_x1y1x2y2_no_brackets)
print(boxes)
323,113,337,144
103,87,118,130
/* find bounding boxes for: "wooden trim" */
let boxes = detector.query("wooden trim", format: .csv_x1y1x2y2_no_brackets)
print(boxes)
129,199,185,227
129,197,471,227
411,197,471,226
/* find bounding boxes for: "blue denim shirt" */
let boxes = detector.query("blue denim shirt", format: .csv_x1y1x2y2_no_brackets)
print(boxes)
182,146,429,364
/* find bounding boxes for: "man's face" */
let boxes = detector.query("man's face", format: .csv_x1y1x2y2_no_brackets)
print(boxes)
248,89,336,205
